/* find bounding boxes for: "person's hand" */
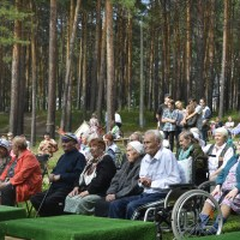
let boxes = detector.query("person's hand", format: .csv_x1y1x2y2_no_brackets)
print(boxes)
0,181,10,190
48,174,60,182
211,185,221,196
139,177,152,187
68,187,79,197
106,194,116,202
225,188,239,200
79,190,89,198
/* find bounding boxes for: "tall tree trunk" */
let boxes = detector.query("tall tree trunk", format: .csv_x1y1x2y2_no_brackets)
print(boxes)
60,0,81,131
126,12,132,111
206,0,215,106
47,0,57,138
81,11,87,117
30,0,37,146
196,0,205,99
139,16,144,128
219,0,228,118
106,0,114,132
90,0,101,112
185,0,192,102
96,17,106,121
9,0,21,135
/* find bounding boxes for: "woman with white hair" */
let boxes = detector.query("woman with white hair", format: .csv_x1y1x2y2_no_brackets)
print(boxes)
94,141,144,217
203,127,235,181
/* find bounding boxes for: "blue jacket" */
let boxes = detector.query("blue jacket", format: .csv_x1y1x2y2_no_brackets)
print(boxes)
216,155,240,191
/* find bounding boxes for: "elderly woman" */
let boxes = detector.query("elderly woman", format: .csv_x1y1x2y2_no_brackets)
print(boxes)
0,136,42,206
177,131,208,185
199,154,240,234
64,138,116,215
95,141,144,217
203,127,235,181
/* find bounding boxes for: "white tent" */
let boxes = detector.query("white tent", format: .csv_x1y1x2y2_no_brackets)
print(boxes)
74,121,90,138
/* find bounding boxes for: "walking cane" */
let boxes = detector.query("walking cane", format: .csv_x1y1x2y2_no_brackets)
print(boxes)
34,182,52,218
34,164,53,218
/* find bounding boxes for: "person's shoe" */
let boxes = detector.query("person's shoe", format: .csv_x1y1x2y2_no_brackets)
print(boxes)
205,226,217,235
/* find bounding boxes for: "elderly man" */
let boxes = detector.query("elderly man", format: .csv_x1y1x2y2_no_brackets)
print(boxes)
108,129,182,219
0,136,42,206
30,133,86,217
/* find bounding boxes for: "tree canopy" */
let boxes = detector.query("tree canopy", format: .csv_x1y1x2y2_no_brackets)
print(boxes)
0,0,239,139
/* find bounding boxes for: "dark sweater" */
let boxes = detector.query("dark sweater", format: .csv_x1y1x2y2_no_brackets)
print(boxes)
107,157,143,198
52,148,86,190
78,154,116,196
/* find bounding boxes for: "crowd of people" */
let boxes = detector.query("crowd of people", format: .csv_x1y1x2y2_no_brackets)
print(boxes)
0,104,240,236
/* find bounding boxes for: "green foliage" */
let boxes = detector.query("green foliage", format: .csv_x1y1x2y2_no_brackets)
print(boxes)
114,0,137,10
0,0,33,46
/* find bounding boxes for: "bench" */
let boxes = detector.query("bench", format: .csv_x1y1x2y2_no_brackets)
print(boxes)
0,215,155,240
0,206,26,222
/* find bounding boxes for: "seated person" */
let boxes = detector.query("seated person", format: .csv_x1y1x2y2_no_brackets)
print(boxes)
0,136,42,206
64,138,116,215
198,154,240,234
79,133,92,162
0,139,11,175
38,132,58,157
224,116,234,131
95,141,144,217
231,123,240,137
128,131,143,143
108,130,182,219
203,127,235,181
177,131,208,185
30,133,86,217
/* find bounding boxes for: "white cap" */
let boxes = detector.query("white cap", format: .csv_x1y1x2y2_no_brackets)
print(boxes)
215,127,229,137
128,141,144,155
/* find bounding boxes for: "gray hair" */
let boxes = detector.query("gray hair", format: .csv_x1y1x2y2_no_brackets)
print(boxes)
12,136,28,150
144,130,163,143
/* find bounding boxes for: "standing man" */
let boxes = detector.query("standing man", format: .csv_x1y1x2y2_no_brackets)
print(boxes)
156,94,172,130
108,130,182,219
199,98,211,143
115,111,122,129
30,133,86,217
161,99,178,151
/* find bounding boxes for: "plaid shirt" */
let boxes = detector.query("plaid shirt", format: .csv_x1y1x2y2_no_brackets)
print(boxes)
162,108,178,132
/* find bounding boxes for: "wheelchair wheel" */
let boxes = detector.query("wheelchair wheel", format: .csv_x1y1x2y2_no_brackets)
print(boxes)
171,189,223,240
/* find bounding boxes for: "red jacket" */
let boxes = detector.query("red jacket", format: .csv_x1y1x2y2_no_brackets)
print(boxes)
0,150,42,202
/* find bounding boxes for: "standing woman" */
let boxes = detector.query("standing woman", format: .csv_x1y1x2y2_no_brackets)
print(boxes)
64,138,116,215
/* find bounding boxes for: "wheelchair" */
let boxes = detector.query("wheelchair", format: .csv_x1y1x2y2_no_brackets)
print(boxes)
132,156,223,240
